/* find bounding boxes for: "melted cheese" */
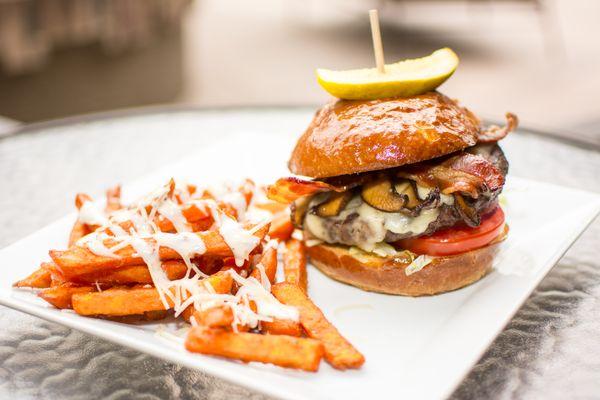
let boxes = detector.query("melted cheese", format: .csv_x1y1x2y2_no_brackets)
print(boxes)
127,234,173,308
157,199,190,233
78,232,119,258
217,216,260,267
78,201,109,226
305,186,454,252
154,232,207,277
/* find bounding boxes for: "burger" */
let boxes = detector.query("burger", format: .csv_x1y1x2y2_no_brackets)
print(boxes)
269,92,517,296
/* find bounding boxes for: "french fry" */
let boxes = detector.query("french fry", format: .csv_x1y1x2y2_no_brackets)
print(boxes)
248,247,304,336
41,262,67,286
186,184,198,196
202,271,235,294
271,282,365,370
193,305,234,328
71,260,188,285
68,221,90,247
156,217,214,234
181,305,196,322
73,286,166,316
143,310,169,321
68,193,95,246
188,305,251,332
253,201,288,214
39,284,94,309
181,272,235,321
75,193,92,209
174,184,198,204
13,265,52,288
261,319,303,337
239,178,255,205
283,239,307,292
73,272,233,317
250,247,277,285
268,211,294,241
158,202,214,232
105,185,122,212
185,326,324,372
52,224,269,279
181,203,212,223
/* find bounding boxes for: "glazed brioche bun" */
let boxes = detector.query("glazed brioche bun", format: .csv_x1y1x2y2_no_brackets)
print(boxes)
306,228,507,296
289,92,481,178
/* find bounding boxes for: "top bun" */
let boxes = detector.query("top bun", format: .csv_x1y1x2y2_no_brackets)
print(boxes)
289,92,481,178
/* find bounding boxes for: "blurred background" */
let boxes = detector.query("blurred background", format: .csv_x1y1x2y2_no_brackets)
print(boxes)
0,0,598,144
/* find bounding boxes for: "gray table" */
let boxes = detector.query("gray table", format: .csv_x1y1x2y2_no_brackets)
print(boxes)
0,107,599,399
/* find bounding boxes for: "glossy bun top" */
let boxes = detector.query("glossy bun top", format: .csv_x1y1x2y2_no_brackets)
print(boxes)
288,92,481,178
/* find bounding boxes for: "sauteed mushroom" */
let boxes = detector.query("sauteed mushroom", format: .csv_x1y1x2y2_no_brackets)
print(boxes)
401,185,441,217
315,191,353,217
361,177,443,215
361,178,406,212
394,179,421,209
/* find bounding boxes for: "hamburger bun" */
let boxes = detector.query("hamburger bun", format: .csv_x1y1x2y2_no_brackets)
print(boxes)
289,92,481,178
306,229,506,296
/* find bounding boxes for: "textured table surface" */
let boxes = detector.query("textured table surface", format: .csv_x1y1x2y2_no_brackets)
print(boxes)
0,107,599,400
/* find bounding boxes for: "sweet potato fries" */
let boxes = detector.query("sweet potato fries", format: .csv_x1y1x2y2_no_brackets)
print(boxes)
13,179,364,372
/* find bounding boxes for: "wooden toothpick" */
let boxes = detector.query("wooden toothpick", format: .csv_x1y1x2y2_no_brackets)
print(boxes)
369,9,386,74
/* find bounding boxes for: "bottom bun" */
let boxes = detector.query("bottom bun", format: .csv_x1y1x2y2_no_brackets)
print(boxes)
307,233,506,296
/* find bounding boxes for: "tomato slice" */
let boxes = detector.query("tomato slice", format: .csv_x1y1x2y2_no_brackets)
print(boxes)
396,207,506,256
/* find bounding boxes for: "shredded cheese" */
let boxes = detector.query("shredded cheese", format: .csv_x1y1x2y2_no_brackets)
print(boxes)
405,255,434,276
157,199,190,233
78,201,109,226
74,178,296,331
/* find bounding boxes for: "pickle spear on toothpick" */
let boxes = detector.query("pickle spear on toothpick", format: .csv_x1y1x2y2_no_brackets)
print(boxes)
316,10,459,100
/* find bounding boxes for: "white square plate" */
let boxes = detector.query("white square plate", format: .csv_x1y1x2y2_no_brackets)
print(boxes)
1,134,599,400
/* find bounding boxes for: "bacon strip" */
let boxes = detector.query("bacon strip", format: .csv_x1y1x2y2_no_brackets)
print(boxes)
443,153,504,192
399,152,504,198
478,113,518,143
267,177,343,203
399,166,483,198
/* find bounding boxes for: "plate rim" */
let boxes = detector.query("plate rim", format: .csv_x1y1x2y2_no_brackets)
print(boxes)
429,196,600,399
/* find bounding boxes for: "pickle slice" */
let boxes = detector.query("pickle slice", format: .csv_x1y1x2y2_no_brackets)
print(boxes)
316,48,459,100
